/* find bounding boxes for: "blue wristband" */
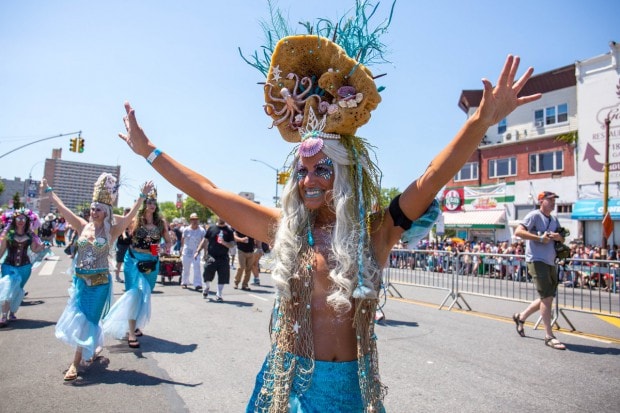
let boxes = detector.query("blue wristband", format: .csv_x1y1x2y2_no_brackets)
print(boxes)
146,148,162,165
44,187,53,193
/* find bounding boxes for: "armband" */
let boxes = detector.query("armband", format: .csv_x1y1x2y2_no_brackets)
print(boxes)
389,194,413,230
44,187,53,193
139,193,147,198
146,148,162,165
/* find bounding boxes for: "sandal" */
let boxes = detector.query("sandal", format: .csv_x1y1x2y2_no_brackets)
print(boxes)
512,313,525,337
545,336,566,350
64,364,78,381
134,328,143,337
0,316,7,328
8,312,17,321
128,338,140,348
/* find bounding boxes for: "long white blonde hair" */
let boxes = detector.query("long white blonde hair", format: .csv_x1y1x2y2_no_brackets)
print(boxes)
270,139,382,313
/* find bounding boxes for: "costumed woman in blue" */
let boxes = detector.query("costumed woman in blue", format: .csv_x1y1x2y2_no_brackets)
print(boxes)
103,187,171,349
45,174,153,381
117,1,541,410
0,208,49,328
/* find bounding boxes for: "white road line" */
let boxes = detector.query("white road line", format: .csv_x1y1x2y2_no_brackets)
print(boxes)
38,259,59,276
248,294,269,301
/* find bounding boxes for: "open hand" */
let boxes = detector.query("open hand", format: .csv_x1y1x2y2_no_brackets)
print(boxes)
477,55,542,127
119,101,154,158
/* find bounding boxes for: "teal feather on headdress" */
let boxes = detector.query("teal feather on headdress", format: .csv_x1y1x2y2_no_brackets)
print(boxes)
239,0,396,77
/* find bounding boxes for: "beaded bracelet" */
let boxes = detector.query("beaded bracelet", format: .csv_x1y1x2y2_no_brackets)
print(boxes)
44,187,53,193
146,148,162,165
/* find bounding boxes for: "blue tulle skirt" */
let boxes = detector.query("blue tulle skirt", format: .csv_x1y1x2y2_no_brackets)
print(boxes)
102,249,158,339
0,263,32,314
55,270,111,361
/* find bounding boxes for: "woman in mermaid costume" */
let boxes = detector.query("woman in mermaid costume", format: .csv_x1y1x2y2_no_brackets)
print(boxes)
117,2,541,410
103,188,172,349
45,174,153,381
0,208,49,328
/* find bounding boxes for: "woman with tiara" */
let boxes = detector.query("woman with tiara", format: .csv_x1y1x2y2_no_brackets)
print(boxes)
0,208,48,328
116,3,541,410
103,187,172,349
44,174,153,381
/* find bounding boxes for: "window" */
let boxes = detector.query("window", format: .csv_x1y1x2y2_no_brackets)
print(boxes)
488,157,516,178
529,150,563,173
534,103,568,126
497,118,507,134
455,162,478,182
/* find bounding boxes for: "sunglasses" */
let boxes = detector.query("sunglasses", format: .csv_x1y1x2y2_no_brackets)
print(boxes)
15,216,27,223
146,199,158,205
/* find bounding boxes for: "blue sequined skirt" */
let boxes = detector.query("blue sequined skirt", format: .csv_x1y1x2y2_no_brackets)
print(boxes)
0,263,32,314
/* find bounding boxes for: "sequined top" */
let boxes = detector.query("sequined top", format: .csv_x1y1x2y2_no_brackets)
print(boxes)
76,235,109,270
131,224,163,250
5,237,31,267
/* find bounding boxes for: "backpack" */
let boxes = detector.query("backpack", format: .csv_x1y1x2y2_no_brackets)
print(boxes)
40,221,53,237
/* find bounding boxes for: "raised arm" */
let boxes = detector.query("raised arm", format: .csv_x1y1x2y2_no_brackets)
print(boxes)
109,180,154,240
403,56,540,217
119,102,279,243
40,178,87,233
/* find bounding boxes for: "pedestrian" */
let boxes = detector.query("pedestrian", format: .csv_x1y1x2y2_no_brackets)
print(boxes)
181,212,206,290
197,218,234,301
114,207,132,283
512,191,566,350
117,9,540,410
103,187,172,349
47,175,151,380
232,229,256,291
0,208,49,327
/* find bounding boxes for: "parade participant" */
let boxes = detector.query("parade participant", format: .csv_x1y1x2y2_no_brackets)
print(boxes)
103,187,172,349
0,208,48,327
117,3,541,410
47,175,153,381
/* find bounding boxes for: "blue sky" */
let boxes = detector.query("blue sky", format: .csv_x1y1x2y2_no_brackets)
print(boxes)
0,0,618,209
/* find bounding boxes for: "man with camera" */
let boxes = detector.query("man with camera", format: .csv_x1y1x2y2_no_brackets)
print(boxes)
512,191,567,350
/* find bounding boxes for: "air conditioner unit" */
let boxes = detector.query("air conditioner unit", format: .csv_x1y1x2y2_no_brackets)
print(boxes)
535,120,544,128
504,132,512,141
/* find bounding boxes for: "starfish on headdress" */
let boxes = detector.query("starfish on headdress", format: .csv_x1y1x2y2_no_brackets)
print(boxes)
298,107,340,158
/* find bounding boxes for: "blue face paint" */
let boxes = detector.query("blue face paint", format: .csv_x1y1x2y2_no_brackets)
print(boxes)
296,157,334,182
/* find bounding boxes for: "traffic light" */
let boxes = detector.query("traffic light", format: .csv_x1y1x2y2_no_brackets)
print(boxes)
69,137,77,152
77,137,85,153
277,171,290,184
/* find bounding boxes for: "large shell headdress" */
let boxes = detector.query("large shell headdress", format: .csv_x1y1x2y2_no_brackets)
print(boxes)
92,173,119,206
240,0,395,145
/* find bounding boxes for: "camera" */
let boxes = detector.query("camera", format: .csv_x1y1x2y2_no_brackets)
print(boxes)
554,227,571,260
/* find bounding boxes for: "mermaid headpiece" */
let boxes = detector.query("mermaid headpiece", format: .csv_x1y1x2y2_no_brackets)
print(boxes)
146,187,158,200
92,173,119,206
0,207,41,235
241,1,395,145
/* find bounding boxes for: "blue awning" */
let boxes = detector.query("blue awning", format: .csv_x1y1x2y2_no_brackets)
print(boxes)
571,198,620,220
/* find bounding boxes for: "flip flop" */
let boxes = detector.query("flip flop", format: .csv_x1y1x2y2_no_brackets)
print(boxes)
128,338,140,348
134,328,143,337
64,364,78,381
512,313,525,337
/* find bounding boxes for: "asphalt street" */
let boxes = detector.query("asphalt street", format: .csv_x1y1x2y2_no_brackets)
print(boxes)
0,246,618,412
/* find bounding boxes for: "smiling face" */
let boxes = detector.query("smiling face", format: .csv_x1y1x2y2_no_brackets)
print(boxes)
296,152,335,211
145,198,157,213
90,203,107,224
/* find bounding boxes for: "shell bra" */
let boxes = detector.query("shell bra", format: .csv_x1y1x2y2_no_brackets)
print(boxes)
76,229,109,270
131,223,163,250
4,236,32,267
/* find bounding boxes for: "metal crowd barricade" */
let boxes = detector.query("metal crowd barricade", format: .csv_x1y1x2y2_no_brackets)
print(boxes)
384,249,456,303
384,249,619,331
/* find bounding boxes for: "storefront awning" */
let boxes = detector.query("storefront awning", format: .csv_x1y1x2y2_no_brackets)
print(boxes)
571,198,620,220
442,209,506,229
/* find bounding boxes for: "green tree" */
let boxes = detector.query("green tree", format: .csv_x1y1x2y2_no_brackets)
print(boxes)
0,181,4,197
183,197,213,223
158,201,180,222
12,192,22,209
379,187,401,209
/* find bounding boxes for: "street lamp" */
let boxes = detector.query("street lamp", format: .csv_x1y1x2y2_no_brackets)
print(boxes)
250,158,280,206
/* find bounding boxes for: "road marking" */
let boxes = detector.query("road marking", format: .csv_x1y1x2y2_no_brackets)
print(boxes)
596,314,620,329
249,294,269,301
38,259,59,276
